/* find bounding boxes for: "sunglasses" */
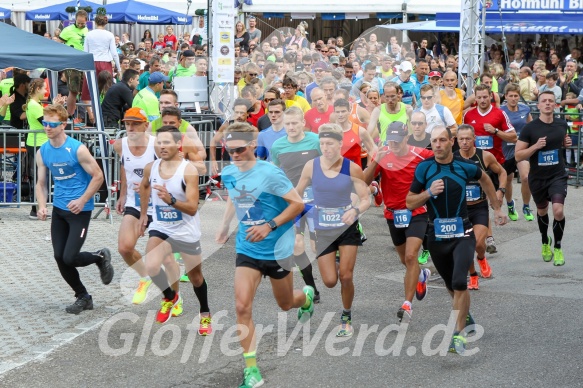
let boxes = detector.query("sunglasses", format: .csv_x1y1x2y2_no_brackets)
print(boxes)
315,69,325,73
247,73,258,77
263,98,274,102
411,121,425,126
420,96,434,100
42,120,63,128
226,141,252,155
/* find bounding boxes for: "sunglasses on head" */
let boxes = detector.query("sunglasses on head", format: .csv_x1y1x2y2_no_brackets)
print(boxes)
226,141,252,155
42,120,63,128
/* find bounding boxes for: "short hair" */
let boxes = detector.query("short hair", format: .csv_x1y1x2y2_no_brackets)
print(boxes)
546,72,559,81
318,123,343,139
333,88,349,99
156,125,182,142
310,87,326,99
411,110,427,122
282,76,298,88
149,56,160,66
474,84,491,94
333,98,350,110
233,98,252,112
539,90,556,101
504,83,520,95
268,98,286,111
122,69,139,83
241,85,257,98
224,122,258,140
161,106,181,120
521,67,533,76
457,124,475,135
263,62,278,77
320,76,338,88
364,62,376,72
383,81,403,95
479,72,493,82
75,9,88,19
43,104,68,122
432,124,453,139
284,106,304,119
264,87,281,99
159,89,178,101
420,84,434,94
129,59,141,68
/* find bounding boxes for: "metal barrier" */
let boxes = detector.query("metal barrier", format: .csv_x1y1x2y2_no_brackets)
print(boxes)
0,129,116,223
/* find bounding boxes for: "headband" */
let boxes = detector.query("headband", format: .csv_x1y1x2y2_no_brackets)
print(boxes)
224,131,255,142
319,132,343,141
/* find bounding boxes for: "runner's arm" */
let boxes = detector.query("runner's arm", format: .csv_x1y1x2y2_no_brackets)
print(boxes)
35,150,49,218
76,145,105,205
216,197,236,243
484,151,507,203
172,163,199,216
350,164,371,216
495,128,517,143
295,160,314,197
478,171,502,211
515,139,543,162
367,107,381,139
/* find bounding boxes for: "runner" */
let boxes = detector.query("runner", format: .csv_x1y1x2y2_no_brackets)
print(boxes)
333,98,377,169
113,108,156,304
35,104,114,314
500,83,535,222
407,125,508,354
363,121,433,322
296,123,370,337
455,124,507,290
139,126,212,332
216,122,314,388
271,106,322,302
515,91,571,266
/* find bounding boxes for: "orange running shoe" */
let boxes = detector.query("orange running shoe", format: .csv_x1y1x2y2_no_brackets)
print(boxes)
198,313,212,336
477,257,492,278
156,293,179,324
468,275,479,290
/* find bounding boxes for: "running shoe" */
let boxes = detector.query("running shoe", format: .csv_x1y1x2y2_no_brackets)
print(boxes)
397,302,412,323
467,275,479,290
297,285,315,323
29,209,38,220
507,200,518,221
542,236,553,262
238,366,263,388
371,181,383,207
132,279,152,304
198,313,212,336
157,293,179,324
418,249,430,265
486,236,497,254
358,221,367,243
448,333,467,355
180,272,189,282
523,205,534,221
65,295,93,314
174,252,184,264
477,257,492,278
313,292,321,304
553,248,565,266
171,293,183,317
95,248,114,285
416,268,431,300
336,314,353,337
466,313,476,335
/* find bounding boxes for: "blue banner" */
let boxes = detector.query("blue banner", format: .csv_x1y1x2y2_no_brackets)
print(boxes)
485,0,583,12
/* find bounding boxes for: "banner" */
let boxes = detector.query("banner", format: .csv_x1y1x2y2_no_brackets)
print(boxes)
211,0,236,83
487,0,583,11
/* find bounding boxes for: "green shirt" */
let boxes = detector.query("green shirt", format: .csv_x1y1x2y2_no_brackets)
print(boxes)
0,78,14,121
137,72,162,98
132,87,160,122
151,118,189,134
168,64,197,81
26,100,48,146
59,24,89,51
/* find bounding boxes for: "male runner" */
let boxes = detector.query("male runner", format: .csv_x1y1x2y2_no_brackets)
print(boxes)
216,122,314,387
139,126,212,332
36,104,114,314
407,125,508,354
364,121,433,322
455,124,507,290
114,108,156,304
271,106,321,302
515,91,571,266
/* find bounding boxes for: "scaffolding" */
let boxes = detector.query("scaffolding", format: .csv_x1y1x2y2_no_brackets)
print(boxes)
458,0,487,94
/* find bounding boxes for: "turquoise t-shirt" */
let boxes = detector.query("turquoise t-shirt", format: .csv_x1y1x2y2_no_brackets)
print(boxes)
270,132,321,185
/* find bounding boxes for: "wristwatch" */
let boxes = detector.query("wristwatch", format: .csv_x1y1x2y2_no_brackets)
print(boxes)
497,187,506,194
267,220,278,230
352,207,361,216
169,194,177,205
495,128,499,134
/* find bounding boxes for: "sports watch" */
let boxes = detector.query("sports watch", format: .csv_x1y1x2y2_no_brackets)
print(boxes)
267,220,278,230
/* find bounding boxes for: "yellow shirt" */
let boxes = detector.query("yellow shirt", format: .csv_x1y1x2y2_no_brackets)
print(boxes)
289,95,310,113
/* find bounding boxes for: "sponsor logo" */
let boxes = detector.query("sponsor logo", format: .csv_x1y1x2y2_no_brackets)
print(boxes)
134,168,144,178
220,45,230,55
220,32,230,43
137,15,159,21
34,14,51,19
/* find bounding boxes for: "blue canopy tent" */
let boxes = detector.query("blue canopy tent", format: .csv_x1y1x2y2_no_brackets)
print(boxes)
95,0,192,25
25,0,101,21
0,7,11,19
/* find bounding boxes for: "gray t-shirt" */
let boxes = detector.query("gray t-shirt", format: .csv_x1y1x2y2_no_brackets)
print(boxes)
248,28,261,43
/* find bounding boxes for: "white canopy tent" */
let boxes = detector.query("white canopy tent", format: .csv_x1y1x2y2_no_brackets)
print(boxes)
241,0,461,14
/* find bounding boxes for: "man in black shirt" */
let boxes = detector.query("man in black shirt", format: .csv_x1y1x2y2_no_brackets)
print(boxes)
9,74,31,129
101,69,139,128
515,91,571,266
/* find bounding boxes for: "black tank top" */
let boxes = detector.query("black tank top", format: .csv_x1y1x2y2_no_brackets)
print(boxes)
454,148,488,202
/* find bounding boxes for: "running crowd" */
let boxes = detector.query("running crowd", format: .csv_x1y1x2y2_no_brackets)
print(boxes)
0,12,580,388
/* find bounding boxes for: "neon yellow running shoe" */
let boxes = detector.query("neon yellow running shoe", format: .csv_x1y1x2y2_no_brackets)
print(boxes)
542,237,553,262
553,248,565,266
132,279,152,305
171,293,183,317
507,200,518,221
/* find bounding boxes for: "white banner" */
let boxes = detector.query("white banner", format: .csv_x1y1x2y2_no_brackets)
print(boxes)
211,0,236,83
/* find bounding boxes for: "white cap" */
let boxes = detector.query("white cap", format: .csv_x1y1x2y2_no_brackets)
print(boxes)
400,61,413,72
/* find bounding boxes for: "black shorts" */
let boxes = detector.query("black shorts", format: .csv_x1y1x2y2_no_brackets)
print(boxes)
124,207,152,228
428,231,476,292
386,214,428,247
503,157,517,175
235,253,293,280
529,176,568,207
316,221,362,258
148,229,202,255
467,200,489,227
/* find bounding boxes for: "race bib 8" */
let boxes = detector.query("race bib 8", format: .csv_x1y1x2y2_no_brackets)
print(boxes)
303,186,314,203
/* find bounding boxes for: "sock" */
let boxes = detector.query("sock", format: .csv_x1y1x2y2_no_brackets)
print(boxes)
402,301,411,309
295,252,318,294
523,203,531,210
477,256,485,261
151,268,175,300
193,279,210,313
470,272,478,277
140,276,150,281
418,270,427,282
507,200,514,207
243,351,257,368
537,213,549,245
342,309,352,320
553,218,565,249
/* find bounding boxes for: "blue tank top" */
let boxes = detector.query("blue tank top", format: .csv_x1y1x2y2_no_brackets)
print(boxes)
501,103,530,160
40,136,94,212
312,157,352,208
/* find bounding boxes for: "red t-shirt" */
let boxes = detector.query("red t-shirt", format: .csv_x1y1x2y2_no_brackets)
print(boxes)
305,106,333,133
342,123,363,167
374,146,433,220
247,103,265,128
153,41,166,50
463,106,514,164
164,34,178,50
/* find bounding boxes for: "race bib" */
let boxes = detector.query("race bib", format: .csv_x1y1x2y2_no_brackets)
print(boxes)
434,217,464,239
235,197,265,226
538,149,559,166
134,192,152,207
393,209,412,228
475,136,493,149
317,207,346,229
155,205,183,223
51,162,76,181
465,185,481,201
303,186,314,203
